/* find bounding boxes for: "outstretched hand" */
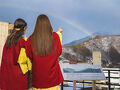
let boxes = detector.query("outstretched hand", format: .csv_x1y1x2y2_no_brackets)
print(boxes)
57,28,63,33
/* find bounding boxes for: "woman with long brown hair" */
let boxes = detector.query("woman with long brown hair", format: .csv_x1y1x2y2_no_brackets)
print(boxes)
0,18,28,90
25,14,64,90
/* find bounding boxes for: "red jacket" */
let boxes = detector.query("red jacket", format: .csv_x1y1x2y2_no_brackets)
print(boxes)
25,32,64,88
0,38,28,90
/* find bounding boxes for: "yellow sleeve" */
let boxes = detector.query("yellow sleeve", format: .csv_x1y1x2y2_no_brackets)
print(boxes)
56,31,62,44
18,48,29,74
18,37,32,74
27,56,32,71
24,36,32,70
18,48,32,74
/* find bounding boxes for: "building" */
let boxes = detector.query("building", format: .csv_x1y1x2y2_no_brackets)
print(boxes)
0,21,9,66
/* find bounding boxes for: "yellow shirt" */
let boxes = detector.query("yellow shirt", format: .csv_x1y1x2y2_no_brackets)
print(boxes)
33,85,60,90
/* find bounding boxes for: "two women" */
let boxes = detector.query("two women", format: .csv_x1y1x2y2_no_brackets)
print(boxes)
0,14,64,90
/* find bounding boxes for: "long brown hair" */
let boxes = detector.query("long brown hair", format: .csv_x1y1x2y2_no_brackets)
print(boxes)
31,14,54,56
6,18,27,48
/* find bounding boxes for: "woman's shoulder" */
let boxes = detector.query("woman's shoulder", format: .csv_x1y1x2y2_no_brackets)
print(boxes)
25,36,32,46
27,36,31,41
19,38,25,43
53,32,59,39
18,36,31,47
18,38,26,47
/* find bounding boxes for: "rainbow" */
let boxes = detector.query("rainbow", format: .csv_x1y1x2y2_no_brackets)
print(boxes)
0,3,92,36
43,11,93,36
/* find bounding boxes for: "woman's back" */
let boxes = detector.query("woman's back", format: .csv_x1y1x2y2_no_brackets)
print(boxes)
0,18,28,90
1,38,28,90
26,32,64,88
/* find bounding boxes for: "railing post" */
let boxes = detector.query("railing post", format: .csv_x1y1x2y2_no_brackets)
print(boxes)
119,69,120,88
61,83,63,90
108,70,111,90
27,71,31,89
92,80,96,90
73,80,76,90
83,80,84,90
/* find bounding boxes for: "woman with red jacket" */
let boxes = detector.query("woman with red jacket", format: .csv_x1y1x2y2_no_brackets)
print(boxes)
25,14,64,90
0,18,28,90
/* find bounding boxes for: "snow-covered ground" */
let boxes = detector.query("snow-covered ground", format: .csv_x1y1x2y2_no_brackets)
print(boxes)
60,87,81,90
60,82,92,90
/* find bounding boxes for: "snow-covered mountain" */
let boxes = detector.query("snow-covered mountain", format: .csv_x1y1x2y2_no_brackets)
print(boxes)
64,36,92,45
61,35,120,68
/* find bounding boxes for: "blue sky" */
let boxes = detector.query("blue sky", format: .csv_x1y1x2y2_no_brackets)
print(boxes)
0,0,120,44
